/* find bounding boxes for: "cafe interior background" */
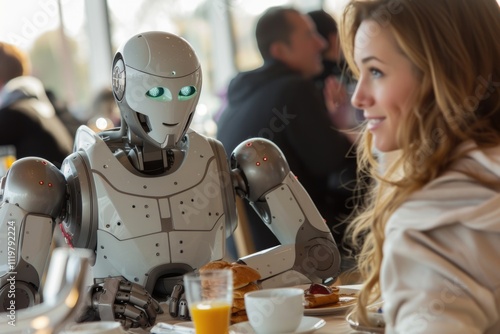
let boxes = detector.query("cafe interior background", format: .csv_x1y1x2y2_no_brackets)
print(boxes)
0,0,355,140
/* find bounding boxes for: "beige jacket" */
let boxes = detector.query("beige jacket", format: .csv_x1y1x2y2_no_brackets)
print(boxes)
382,146,500,333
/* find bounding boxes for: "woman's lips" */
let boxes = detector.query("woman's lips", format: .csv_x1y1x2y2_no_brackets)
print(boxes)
366,117,385,131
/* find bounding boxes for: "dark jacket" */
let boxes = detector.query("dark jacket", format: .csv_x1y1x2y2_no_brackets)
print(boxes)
0,76,73,167
217,60,357,252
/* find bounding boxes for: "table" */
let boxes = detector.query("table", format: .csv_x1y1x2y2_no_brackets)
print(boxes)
129,285,367,334
129,311,359,334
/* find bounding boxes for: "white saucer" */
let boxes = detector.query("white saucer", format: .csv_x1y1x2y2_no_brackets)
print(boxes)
346,310,385,333
229,316,325,334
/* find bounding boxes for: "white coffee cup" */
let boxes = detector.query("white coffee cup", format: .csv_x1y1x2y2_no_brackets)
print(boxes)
62,321,126,334
244,288,304,333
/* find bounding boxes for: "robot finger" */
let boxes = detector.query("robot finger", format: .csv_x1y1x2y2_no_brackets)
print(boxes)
169,283,184,317
143,300,159,325
119,318,133,330
151,295,163,313
115,289,150,308
120,280,148,296
118,280,134,292
115,303,148,328
178,294,190,320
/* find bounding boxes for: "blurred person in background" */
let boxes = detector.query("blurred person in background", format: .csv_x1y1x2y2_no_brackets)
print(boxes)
0,42,73,168
217,6,358,269
46,88,84,139
308,9,362,140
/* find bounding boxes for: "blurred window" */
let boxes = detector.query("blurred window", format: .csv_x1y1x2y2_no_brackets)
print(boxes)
0,0,90,120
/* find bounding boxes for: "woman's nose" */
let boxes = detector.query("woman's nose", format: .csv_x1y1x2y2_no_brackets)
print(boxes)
351,79,373,110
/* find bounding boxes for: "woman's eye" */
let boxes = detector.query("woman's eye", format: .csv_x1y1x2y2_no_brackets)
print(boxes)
369,67,383,78
146,87,172,101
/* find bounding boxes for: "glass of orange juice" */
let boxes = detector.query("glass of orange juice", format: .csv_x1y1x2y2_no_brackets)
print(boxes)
183,269,233,334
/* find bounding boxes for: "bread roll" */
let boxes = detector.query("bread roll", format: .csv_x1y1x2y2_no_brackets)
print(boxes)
199,260,232,271
231,298,246,313
232,266,261,289
199,260,262,324
199,260,261,289
233,281,260,299
230,310,248,324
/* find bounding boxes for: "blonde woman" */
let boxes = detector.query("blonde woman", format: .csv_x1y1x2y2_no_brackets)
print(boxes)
340,0,500,332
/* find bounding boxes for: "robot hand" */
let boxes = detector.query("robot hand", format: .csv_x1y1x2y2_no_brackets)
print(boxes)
168,281,190,320
85,277,163,329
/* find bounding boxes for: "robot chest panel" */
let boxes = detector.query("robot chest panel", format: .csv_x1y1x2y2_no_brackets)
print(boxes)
87,129,217,197
93,159,227,239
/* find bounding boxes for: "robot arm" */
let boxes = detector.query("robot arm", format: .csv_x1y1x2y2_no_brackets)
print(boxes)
0,157,67,311
230,138,341,288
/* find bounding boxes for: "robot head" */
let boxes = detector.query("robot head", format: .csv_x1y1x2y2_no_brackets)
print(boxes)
112,31,202,149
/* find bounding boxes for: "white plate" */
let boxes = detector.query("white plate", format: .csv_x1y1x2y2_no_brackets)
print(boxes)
346,310,385,333
229,316,325,334
298,285,360,316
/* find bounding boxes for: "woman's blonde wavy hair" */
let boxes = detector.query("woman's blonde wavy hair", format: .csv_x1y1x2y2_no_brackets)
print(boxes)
339,0,500,324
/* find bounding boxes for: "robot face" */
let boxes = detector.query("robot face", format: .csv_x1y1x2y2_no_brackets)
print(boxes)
124,68,201,148
113,32,202,148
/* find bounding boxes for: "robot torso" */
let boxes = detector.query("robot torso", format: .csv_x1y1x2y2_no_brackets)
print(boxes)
60,126,237,295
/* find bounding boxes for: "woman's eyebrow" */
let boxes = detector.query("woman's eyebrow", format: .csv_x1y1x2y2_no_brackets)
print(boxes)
361,55,386,64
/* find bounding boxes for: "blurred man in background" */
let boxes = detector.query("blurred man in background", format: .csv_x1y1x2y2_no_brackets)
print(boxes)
0,42,73,168
217,7,357,266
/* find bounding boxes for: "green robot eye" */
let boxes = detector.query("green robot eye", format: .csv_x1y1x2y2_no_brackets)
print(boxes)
146,87,172,101
147,87,163,97
178,86,197,101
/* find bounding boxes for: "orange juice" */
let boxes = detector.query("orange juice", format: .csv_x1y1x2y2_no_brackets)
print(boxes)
190,301,231,334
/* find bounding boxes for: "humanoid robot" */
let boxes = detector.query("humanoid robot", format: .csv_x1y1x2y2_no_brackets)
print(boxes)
0,31,341,329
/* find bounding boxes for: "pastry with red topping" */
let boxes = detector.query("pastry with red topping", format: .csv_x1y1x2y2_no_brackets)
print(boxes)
304,283,340,308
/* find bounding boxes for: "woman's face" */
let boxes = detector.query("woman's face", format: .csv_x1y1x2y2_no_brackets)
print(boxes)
351,20,419,152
